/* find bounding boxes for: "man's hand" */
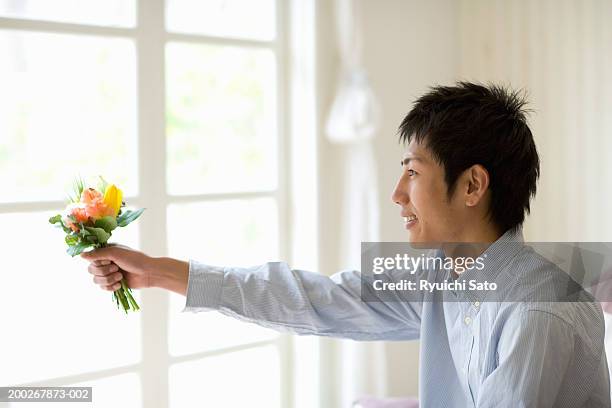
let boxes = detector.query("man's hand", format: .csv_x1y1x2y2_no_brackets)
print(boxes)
81,244,154,291
81,244,190,296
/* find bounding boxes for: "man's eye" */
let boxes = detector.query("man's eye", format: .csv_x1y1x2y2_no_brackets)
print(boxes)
407,169,416,176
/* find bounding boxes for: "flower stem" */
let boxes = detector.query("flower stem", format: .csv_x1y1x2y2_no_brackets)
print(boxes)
97,242,140,313
121,279,140,311
114,285,130,313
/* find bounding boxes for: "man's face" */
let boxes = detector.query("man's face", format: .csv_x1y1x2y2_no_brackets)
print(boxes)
391,140,466,244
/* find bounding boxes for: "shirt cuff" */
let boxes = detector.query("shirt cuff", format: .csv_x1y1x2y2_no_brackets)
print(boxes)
182,260,225,313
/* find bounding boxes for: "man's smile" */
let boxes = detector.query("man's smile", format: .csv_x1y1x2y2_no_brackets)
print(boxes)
403,214,418,229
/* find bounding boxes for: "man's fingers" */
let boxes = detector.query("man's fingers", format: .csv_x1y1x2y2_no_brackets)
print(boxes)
93,272,123,286
88,263,119,277
93,260,111,266
102,282,122,292
81,247,120,262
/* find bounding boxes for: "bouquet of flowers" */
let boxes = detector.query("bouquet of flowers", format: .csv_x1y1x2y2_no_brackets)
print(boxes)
49,177,144,313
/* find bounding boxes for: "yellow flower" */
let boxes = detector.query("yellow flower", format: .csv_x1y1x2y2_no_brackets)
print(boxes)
103,185,123,217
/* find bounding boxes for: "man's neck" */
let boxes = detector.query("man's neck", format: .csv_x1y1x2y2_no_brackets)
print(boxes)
442,224,504,269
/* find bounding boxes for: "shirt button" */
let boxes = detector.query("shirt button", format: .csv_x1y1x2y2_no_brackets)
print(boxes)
464,316,472,325
473,301,480,307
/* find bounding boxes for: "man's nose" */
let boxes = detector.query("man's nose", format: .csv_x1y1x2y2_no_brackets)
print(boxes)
391,177,407,206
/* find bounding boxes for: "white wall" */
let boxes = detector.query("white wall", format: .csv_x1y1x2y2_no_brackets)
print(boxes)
457,0,612,242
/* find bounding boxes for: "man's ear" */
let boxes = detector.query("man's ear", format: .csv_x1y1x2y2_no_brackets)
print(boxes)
464,164,490,207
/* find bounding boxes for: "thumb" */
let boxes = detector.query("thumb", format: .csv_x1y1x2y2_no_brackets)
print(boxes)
80,246,121,263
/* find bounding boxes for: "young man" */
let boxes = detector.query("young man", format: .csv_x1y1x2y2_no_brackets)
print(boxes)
83,82,610,407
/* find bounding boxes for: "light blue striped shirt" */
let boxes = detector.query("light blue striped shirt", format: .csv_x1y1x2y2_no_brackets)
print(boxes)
183,229,610,407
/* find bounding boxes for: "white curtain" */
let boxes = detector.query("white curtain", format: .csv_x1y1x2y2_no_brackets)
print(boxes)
325,0,386,405
336,143,387,408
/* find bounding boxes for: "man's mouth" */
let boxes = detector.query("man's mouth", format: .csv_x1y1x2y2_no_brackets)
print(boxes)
403,214,418,230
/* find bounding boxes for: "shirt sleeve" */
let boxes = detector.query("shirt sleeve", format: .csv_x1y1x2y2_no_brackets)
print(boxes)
476,308,578,408
181,260,423,341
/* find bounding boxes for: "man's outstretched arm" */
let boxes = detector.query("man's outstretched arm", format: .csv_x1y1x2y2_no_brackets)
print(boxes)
179,260,422,341
82,246,422,341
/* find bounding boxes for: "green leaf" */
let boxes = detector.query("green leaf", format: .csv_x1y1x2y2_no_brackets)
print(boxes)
98,176,109,195
94,216,118,233
67,242,92,257
117,208,145,227
72,177,85,203
50,214,72,233
58,222,71,234
65,234,79,246
84,226,111,244
49,214,62,224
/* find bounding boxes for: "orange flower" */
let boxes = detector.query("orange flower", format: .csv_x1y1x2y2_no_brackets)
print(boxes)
62,203,89,232
62,217,80,233
79,188,114,220
81,188,103,205
71,206,89,223
85,199,115,220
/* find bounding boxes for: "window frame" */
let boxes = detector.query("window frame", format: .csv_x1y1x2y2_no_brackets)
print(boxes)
0,0,314,407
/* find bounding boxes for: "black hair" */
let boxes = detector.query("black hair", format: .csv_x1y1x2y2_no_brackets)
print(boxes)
398,81,540,234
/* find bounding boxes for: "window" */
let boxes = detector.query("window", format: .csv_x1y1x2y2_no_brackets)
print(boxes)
0,0,309,406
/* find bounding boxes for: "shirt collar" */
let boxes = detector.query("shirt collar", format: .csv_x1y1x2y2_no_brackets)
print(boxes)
443,227,525,303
